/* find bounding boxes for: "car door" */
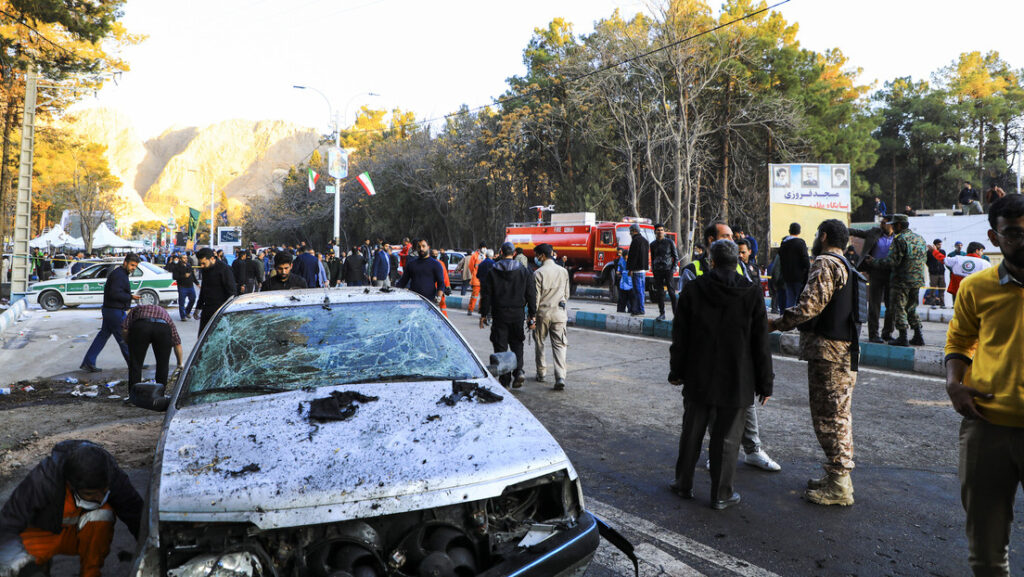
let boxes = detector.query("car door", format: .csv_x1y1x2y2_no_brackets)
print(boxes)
64,264,105,304
130,265,145,292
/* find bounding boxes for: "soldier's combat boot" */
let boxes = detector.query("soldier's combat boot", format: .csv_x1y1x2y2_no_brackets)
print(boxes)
807,472,829,490
804,472,854,506
909,329,925,346
868,334,884,344
888,329,909,347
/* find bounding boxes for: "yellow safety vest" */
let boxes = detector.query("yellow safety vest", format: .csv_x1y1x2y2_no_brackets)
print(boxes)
692,259,745,277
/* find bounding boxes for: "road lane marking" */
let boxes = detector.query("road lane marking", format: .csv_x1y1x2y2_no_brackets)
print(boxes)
593,541,704,576
574,327,945,383
588,498,782,577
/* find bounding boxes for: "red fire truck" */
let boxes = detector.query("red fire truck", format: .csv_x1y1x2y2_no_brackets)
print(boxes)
504,212,677,295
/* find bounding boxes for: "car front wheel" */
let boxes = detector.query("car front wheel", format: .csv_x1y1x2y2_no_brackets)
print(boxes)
39,290,64,311
138,289,160,307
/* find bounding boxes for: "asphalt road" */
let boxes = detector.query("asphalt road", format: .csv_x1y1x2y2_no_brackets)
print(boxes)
2,303,1021,576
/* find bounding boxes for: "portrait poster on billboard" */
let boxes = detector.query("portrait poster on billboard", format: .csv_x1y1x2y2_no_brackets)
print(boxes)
768,163,851,246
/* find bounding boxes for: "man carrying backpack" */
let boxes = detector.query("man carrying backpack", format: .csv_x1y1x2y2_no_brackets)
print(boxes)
770,219,865,507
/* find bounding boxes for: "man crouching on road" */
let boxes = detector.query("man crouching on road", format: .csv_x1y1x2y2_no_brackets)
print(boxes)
770,219,863,506
669,239,773,510
0,441,143,577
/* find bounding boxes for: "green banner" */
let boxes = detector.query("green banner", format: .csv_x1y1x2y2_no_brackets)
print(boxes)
187,208,201,240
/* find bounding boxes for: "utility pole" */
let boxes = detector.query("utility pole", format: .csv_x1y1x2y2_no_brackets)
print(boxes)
10,68,39,298
333,112,341,242
210,180,216,245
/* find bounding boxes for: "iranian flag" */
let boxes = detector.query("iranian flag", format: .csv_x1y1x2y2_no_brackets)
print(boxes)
356,172,377,196
308,168,320,192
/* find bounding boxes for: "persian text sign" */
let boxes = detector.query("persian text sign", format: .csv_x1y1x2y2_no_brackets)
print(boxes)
769,163,851,212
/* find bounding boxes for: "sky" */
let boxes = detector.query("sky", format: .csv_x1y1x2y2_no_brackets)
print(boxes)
79,0,1024,141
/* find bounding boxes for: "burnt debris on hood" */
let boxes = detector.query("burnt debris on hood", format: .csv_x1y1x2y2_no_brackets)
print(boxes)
438,381,504,406
308,390,379,422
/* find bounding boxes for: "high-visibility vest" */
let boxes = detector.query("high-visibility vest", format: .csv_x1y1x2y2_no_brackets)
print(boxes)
692,259,745,277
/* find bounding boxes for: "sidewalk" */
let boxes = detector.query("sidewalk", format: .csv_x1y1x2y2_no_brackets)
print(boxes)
444,292,950,377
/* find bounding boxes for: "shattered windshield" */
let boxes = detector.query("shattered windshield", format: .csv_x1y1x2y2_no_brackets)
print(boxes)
180,302,485,405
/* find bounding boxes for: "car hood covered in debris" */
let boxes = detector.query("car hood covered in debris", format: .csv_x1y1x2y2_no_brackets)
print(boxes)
157,380,575,529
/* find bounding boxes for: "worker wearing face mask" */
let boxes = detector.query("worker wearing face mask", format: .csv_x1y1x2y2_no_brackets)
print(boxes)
0,441,143,577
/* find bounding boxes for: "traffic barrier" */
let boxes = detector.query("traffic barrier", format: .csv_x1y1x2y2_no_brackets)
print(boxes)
0,298,28,336
445,295,944,376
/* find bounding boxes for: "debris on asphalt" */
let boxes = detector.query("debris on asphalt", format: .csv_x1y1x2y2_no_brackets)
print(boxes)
70,384,99,398
308,391,379,422
48,334,58,341
437,381,504,406
0,387,10,395
65,377,79,384
21,386,34,393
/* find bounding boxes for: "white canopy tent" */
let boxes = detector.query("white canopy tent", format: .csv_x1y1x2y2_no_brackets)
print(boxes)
90,223,145,251
28,224,85,250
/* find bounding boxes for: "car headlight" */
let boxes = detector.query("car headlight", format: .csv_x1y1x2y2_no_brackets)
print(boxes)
167,551,266,577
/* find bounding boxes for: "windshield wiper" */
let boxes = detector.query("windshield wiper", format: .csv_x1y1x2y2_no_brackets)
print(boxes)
188,385,290,398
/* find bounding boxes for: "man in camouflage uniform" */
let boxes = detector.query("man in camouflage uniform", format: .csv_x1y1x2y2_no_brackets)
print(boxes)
869,214,927,346
771,219,859,506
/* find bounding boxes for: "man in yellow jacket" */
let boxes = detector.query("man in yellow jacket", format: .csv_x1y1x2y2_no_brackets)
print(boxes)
945,194,1024,577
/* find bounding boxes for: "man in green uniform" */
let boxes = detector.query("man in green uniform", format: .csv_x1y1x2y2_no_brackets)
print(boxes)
869,214,926,346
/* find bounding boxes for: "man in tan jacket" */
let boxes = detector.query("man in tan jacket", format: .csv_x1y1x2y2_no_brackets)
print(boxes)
533,243,571,390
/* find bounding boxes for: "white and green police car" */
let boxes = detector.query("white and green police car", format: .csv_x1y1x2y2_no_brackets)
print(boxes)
29,261,178,311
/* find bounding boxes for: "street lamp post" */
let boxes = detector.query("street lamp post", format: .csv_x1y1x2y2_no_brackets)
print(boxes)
294,87,380,245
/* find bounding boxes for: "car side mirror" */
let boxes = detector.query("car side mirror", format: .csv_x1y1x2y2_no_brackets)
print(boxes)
487,352,517,377
129,382,170,412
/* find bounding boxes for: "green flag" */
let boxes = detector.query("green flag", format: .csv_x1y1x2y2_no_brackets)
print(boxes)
187,208,201,241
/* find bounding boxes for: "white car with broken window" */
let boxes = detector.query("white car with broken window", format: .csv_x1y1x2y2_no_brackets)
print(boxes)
129,288,630,577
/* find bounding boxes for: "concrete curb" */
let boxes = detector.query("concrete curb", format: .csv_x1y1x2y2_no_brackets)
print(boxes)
0,298,28,336
443,294,944,377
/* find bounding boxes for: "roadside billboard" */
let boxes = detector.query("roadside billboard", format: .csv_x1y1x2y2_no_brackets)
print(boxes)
769,163,851,246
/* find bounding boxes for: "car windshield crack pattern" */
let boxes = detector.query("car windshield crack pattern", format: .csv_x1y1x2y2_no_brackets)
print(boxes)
182,302,483,404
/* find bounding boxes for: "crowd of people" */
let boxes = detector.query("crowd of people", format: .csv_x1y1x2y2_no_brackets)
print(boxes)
4,194,1023,576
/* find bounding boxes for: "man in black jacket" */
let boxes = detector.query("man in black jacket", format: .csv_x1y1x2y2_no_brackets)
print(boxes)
778,222,810,310
80,254,141,373
669,239,773,510
231,250,260,295
849,217,895,342
479,242,537,388
342,248,367,286
626,224,650,316
925,239,946,306
0,441,143,577
261,252,307,291
649,223,678,321
193,247,236,332
168,254,198,321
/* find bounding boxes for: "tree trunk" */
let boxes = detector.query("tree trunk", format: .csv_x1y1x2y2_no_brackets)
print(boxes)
891,155,897,213
0,84,20,249
721,77,731,222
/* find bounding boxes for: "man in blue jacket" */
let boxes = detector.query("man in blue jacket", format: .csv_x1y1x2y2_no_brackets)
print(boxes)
80,254,141,373
371,243,392,288
291,245,321,288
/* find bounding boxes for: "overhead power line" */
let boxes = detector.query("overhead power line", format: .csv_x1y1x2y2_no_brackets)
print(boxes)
340,0,793,137
0,8,81,60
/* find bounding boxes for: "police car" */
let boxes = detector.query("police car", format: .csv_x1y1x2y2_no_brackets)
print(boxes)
29,261,178,311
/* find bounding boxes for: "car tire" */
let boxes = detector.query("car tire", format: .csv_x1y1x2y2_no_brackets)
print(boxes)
39,290,64,312
138,289,160,307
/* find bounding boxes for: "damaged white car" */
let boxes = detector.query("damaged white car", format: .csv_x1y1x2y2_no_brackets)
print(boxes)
129,288,630,577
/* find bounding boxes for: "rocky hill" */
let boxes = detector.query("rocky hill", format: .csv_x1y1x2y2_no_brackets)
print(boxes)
61,108,321,227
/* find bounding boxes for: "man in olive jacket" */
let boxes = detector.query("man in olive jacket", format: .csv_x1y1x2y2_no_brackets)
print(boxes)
668,239,773,510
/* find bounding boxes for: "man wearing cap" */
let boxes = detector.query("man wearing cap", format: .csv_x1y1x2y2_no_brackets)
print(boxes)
948,241,965,258
0,441,143,577
868,214,927,346
532,243,570,390
193,247,236,332
626,224,650,316
849,216,895,342
479,242,537,388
